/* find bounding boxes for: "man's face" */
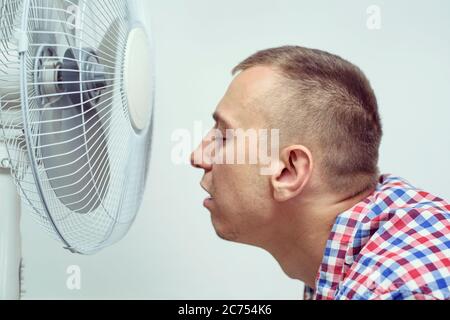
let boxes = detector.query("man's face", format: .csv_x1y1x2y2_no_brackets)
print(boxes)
191,67,280,245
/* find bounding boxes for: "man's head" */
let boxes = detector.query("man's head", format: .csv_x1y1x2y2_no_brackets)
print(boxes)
191,46,382,249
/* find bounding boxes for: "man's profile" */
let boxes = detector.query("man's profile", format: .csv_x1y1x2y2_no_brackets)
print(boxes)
190,46,450,300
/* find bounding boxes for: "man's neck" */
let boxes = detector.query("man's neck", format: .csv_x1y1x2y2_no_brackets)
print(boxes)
265,185,376,289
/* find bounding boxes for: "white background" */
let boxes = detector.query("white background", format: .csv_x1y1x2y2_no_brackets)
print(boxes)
21,0,450,299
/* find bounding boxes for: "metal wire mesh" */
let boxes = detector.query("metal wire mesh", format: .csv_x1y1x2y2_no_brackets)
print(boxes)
0,0,153,254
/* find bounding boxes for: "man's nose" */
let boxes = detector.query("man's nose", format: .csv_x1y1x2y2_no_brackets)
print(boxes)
190,138,213,171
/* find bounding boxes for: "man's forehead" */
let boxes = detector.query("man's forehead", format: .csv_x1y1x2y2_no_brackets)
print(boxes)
215,66,280,127
230,66,280,101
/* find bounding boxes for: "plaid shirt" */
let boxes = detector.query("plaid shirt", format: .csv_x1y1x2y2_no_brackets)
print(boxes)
304,174,450,300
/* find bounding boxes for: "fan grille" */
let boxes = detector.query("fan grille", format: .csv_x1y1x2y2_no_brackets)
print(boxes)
0,0,153,254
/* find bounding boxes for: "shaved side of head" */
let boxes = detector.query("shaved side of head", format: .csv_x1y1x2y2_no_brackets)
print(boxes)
233,46,383,196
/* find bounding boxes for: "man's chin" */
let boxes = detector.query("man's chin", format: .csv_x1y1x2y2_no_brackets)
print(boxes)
215,230,230,241
215,230,238,242
211,221,239,242
204,203,240,242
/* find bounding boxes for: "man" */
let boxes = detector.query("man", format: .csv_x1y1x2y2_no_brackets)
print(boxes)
190,46,450,300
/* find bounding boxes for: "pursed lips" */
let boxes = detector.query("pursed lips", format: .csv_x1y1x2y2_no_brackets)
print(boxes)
200,181,214,208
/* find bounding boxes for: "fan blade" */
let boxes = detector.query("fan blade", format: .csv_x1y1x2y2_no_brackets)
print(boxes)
39,95,110,214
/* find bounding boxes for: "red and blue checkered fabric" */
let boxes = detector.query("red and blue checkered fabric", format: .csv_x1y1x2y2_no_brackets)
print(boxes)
304,174,450,300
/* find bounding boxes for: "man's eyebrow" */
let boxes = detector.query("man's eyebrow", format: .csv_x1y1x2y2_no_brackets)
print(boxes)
212,112,233,128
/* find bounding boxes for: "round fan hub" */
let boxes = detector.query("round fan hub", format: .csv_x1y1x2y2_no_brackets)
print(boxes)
124,27,153,132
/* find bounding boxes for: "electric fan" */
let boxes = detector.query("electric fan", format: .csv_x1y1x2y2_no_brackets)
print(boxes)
0,0,154,299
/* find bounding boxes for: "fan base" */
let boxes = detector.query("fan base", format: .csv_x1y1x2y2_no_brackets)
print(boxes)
0,148,21,300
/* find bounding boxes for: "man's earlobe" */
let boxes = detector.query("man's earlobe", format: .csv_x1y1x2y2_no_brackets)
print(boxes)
271,146,313,202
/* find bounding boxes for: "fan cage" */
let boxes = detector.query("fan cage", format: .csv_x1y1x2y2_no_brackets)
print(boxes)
0,0,154,254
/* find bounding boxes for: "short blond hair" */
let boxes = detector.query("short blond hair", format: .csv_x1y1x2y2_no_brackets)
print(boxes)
233,46,383,195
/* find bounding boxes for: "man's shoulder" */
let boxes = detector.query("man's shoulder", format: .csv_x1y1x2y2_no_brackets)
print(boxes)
362,176,450,261
317,175,450,300
337,255,450,300
367,175,450,220
338,205,450,300
338,175,450,299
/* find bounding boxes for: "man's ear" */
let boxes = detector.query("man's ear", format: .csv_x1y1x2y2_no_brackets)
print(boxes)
271,145,313,202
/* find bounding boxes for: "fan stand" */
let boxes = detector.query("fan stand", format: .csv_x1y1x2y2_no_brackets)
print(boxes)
0,143,21,300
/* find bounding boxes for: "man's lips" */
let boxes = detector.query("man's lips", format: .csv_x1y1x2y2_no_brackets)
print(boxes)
200,183,214,208
200,182,212,197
